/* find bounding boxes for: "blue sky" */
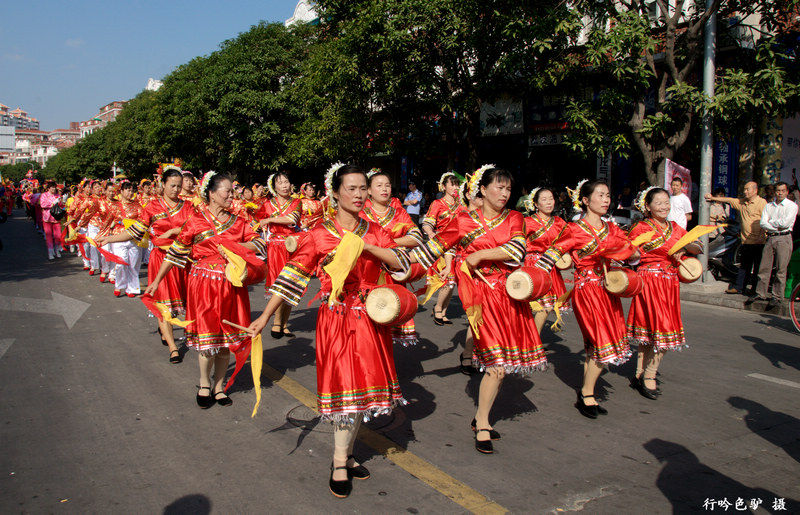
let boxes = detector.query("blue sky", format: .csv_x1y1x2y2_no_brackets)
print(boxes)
2,0,302,131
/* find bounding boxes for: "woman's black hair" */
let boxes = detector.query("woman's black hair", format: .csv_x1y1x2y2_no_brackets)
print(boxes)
440,174,460,188
367,170,390,187
533,187,555,205
204,173,232,202
332,164,366,192
120,182,134,192
643,187,669,215
579,179,608,212
46,181,57,190
476,168,513,198
243,186,253,195
162,169,182,182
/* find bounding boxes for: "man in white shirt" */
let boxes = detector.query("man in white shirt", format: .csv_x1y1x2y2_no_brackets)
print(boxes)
750,182,798,307
667,177,693,229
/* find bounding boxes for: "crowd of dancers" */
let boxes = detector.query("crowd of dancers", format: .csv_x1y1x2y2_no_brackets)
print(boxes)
20,164,702,499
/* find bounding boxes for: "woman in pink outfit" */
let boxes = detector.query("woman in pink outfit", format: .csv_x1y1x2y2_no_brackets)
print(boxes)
38,181,64,260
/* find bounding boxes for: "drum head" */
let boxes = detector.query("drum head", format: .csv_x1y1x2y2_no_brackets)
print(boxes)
506,269,534,300
285,236,298,253
604,269,629,294
390,267,412,282
555,254,572,270
365,287,401,325
679,257,703,282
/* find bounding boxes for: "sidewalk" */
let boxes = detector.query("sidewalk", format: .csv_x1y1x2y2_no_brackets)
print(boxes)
680,276,790,317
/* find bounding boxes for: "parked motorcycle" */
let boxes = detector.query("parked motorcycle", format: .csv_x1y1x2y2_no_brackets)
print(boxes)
707,221,741,282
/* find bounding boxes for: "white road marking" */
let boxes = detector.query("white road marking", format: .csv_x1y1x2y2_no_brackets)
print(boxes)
747,373,800,389
0,292,90,329
0,339,14,359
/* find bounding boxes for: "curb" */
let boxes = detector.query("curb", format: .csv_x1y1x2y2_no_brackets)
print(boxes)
681,289,789,317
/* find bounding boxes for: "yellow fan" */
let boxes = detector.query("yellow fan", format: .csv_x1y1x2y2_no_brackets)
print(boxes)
667,225,723,255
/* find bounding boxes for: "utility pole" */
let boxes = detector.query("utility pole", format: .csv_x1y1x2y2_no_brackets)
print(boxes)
699,0,716,282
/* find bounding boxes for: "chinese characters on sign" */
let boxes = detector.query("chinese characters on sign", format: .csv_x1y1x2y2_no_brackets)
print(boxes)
713,140,738,198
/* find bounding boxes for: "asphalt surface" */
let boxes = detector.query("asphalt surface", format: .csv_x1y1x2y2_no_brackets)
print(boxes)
1,211,799,514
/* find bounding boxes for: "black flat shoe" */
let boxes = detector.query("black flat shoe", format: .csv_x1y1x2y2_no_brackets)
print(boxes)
575,392,599,419
347,455,370,480
442,316,453,325
460,356,476,376
329,463,352,498
432,310,444,326
270,326,284,339
630,376,661,395
196,386,214,409
471,418,500,440
282,328,296,338
474,429,494,454
636,377,659,400
214,389,233,407
169,349,182,364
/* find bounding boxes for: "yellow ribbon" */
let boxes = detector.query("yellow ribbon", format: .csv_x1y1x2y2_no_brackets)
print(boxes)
419,257,446,305
250,334,263,418
630,231,656,247
154,301,194,328
667,224,722,255
220,245,247,287
459,261,484,340
323,232,364,306
550,289,574,333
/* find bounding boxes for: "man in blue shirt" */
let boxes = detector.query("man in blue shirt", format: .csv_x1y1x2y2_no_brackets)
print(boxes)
404,181,422,226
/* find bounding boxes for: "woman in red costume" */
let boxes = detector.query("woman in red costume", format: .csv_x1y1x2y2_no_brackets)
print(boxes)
256,171,302,339
97,168,193,364
523,187,569,334
97,182,119,283
107,180,144,297
421,172,464,325
299,182,324,230
454,177,483,374
145,172,266,408
361,169,425,345
412,165,547,454
534,180,639,419
626,187,701,400
76,180,107,277
68,180,92,267
249,164,410,499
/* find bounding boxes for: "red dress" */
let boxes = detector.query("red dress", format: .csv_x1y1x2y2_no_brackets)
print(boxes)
537,220,634,365
413,209,547,373
361,200,426,346
300,196,324,230
626,220,687,351
166,210,266,354
524,214,569,310
127,198,194,314
257,197,302,291
422,197,464,286
270,219,410,425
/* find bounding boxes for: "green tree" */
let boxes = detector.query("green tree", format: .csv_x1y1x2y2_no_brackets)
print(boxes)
105,90,161,180
292,0,582,171
561,0,798,186
0,162,42,183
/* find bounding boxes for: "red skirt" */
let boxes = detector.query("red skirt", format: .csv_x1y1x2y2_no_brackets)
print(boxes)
525,253,569,310
148,247,186,315
572,268,631,365
471,273,547,374
315,291,405,426
626,264,686,351
265,236,290,293
184,262,252,354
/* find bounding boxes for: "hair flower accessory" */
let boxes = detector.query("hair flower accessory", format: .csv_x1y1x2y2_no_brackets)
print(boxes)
634,186,657,214
567,179,588,211
437,172,457,192
367,168,381,179
469,164,495,200
266,173,277,197
523,187,541,214
199,171,217,201
324,162,345,204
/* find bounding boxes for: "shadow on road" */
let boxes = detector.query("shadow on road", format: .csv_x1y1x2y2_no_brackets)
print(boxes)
163,494,211,514
643,438,797,512
754,313,797,336
728,396,800,464
743,335,800,372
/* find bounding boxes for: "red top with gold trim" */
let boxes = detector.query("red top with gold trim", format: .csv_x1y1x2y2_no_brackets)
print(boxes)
257,196,302,288
269,218,411,425
421,196,463,231
299,196,324,230
524,213,568,310
108,198,144,236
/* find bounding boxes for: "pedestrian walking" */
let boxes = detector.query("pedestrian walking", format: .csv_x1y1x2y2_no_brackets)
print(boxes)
37,181,64,260
667,177,693,229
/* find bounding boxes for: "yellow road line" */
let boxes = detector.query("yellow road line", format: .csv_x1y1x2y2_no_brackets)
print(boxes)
261,362,508,515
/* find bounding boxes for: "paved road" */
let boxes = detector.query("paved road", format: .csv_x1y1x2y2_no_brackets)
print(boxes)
1,212,798,514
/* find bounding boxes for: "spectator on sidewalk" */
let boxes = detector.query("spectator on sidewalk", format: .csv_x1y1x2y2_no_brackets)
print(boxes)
403,181,422,226
708,187,731,239
748,182,798,308
705,181,766,295
667,177,692,229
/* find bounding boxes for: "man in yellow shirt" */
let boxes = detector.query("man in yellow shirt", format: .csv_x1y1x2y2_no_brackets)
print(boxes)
705,181,767,295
